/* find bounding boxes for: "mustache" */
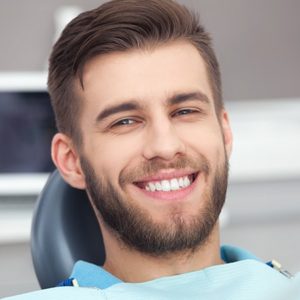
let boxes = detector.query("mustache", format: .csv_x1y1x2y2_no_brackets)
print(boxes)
119,155,210,186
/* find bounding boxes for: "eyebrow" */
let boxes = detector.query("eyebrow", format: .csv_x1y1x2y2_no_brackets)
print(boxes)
96,101,142,123
95,91,210,123
167,91,209,106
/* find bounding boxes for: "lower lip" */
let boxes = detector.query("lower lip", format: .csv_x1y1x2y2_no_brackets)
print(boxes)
133,174,200,202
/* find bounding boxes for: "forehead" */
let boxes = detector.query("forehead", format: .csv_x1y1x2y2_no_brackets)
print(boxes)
80,41,213,112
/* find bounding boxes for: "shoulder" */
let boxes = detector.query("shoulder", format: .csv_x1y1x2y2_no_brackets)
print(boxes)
2,287,106,300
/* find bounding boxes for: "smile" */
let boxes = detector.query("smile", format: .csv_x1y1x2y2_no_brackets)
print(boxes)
134,173,198,192
130,171,201,202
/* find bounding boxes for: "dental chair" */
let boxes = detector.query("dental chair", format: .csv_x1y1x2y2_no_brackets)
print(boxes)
31,170,105,289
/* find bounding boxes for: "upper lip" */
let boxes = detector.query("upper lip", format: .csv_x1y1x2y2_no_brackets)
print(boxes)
133,169,198,183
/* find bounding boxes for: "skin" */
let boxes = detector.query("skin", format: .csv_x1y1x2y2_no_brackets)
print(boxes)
52,40,233,282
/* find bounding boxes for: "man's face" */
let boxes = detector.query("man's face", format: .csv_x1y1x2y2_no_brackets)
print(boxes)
77,41,232,255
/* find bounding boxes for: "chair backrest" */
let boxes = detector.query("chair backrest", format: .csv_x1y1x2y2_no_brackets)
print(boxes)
31,170,105,289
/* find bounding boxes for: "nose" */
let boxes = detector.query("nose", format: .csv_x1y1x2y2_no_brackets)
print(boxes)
142,119,186,161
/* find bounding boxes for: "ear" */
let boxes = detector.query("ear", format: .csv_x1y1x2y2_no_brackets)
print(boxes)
220,110,233,158
51,133,86,189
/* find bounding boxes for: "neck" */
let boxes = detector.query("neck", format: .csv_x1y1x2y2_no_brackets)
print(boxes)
101,223,223,283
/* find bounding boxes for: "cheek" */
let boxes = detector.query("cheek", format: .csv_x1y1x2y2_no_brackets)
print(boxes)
87,135,142,184
179,122,224,157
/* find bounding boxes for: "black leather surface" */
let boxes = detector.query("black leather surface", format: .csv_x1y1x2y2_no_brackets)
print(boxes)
31,170,105,289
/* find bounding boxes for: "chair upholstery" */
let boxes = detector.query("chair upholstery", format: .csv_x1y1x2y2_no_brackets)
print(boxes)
31,170,105,289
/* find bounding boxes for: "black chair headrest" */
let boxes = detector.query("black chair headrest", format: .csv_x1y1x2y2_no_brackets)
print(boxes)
31,170,105,289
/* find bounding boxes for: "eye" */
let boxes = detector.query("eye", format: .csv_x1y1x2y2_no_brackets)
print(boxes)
109,117,143,132
112,118,136,127
172,108,198,117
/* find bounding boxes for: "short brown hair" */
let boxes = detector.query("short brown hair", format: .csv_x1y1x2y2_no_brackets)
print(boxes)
48,0,222,146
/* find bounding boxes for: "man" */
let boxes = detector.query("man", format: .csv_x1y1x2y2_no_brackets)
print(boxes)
5,0,299,299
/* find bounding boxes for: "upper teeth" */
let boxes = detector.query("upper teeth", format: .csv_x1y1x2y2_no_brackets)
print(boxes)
145,176,192,192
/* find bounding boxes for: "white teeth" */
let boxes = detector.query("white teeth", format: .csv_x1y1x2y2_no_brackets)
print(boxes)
170,178,180,190
179,177,184,187
144,175,192,192
149,182,156,192
161,180,171,192
183,176,190,187
155,182,162,191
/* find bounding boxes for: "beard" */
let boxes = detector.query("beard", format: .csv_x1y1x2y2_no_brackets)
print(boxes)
80,152,229,257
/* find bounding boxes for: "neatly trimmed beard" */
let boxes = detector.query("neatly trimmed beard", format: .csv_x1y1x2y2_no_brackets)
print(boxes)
80,153,229,257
